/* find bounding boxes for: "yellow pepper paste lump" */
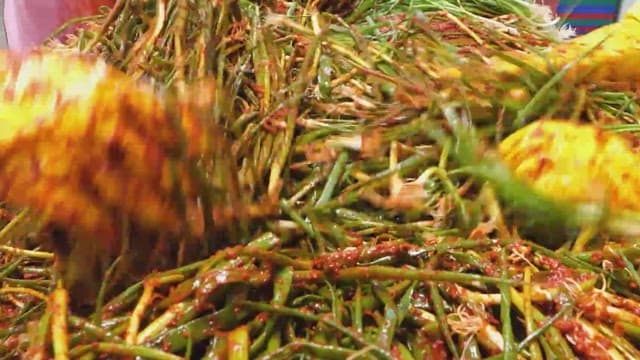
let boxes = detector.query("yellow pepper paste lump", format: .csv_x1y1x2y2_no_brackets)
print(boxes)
499,120,640,214
0,50,237,255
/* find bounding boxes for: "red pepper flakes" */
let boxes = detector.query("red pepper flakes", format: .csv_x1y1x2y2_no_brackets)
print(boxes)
590,251,604,264
430,339,448,360
555,319,613,360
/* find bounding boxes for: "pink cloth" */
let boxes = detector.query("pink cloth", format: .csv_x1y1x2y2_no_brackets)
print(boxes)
3,1,69,51
3,0,114,51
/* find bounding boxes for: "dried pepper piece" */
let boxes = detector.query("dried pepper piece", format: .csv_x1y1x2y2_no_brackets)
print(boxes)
499,119,640,213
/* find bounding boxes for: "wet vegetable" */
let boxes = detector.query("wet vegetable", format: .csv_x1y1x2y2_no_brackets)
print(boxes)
1,1,640,359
